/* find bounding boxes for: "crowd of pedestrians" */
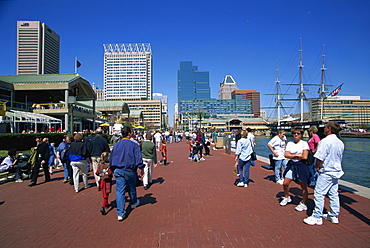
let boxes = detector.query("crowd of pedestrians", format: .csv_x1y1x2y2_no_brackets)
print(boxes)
2,121,344,226
265,121,345,225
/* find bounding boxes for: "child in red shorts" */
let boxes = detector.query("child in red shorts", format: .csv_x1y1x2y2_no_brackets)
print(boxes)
95,152,113,215
160,139,168,165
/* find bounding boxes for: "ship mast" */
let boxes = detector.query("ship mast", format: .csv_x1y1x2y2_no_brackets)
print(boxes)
276,61,281,127
319,45,328,121
298,38,306,122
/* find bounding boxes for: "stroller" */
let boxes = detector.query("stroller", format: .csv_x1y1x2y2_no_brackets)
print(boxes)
15,153,32,178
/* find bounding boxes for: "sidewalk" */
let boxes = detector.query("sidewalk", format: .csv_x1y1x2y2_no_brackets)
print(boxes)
1,141,369,247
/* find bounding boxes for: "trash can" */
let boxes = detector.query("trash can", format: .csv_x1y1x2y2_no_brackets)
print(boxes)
215,137,224,149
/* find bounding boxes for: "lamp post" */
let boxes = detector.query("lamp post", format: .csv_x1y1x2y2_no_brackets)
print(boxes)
193,106,207,130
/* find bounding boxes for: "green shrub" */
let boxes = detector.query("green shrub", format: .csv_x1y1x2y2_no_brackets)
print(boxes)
0,133,113,150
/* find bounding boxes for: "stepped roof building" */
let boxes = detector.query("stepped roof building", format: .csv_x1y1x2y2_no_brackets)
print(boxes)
218,75,238,100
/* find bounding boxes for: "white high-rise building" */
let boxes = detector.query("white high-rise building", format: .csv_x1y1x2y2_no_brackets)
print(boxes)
153,93,168,112
153,93,169,128
92,83,105,101
17,21,60,75
218,75,238,99
103,43,152,101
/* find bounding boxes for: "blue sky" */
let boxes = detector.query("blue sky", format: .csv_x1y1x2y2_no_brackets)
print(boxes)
1,0,369,124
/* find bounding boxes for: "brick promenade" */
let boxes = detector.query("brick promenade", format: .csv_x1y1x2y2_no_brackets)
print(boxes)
1,141,369,247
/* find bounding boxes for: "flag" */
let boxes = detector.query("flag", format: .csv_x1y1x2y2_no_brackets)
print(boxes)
76,60,82,68
328,83,343,97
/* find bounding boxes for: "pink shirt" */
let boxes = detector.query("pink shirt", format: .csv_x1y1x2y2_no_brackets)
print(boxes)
308,134,320,152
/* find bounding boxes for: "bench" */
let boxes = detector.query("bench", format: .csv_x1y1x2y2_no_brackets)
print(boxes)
0,171,10,182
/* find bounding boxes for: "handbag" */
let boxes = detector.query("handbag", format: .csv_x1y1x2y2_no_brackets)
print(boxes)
306,150,315,165
233,161,238,174
251,151,257,161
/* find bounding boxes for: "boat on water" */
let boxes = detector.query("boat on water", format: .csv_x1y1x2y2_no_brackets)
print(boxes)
266,39,346,136
340,131,370,138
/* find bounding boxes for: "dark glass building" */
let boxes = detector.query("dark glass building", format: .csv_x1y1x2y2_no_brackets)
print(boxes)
177,61,210,101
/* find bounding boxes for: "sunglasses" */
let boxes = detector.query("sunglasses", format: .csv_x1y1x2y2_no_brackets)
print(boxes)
292,132,301,135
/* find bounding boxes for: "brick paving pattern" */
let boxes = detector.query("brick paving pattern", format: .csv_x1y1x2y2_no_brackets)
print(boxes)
1,141,369,247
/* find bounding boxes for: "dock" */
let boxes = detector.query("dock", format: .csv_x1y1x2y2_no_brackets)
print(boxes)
0,141,369,247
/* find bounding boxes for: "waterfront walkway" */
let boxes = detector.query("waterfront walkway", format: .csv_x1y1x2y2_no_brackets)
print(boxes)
1,141,369,247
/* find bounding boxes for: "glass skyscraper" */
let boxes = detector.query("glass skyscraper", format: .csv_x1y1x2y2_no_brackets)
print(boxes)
177,61,210,101
177,61,254,125
180,99,252,118
103,43,152,101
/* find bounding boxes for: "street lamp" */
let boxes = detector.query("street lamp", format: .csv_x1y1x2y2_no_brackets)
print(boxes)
194,105,207,130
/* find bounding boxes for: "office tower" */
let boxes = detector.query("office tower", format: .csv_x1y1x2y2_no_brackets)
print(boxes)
92,83,105,101
232,90,261,117
153,93,169,128
310,96,370,128
103,43,152,101
218,75,238,99
177,61,210,101
180,99,252,118
17,21,60,74
153,93,168,113
153,93,168,105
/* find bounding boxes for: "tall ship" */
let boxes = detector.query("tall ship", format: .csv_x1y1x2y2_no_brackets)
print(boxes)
266,39,346,136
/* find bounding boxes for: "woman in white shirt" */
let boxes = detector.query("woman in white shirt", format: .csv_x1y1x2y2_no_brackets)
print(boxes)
267,129,288,185
280,127,310,212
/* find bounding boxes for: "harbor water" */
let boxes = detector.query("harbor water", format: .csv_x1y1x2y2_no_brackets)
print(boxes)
253,136,370,188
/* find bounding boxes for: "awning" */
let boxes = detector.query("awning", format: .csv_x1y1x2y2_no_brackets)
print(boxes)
133,126,145,129
8,110,62,124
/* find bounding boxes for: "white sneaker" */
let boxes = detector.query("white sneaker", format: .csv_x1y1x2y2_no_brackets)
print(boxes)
276,179,283,185
117,215,124,221
15,179,23,183
236,182,245,187
303,216,323,225
295,202,308,211
131,199,140,209
244,184,248,187
280,197,292,206
200,157,205,161
323,214,339,224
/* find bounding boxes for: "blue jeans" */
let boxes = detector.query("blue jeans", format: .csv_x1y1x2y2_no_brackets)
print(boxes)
308,159,318,185
238,159,251,184
63,162,69,180
312,173,340,218
114,168,138,217
48,155,55,168
274,159,287,181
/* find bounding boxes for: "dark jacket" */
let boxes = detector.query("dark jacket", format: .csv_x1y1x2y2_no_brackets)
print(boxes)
83,134,94,153
90,135,110,157
37,142,50,162
69,141,89,161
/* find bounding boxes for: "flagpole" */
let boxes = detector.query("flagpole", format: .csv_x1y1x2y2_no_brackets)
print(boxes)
75,56,77,74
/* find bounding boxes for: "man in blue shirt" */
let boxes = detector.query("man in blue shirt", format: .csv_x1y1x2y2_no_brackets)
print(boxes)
110,126,144,221
304,121,344,225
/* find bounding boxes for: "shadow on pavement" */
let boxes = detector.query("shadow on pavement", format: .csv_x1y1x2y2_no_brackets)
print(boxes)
339,194,370,225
